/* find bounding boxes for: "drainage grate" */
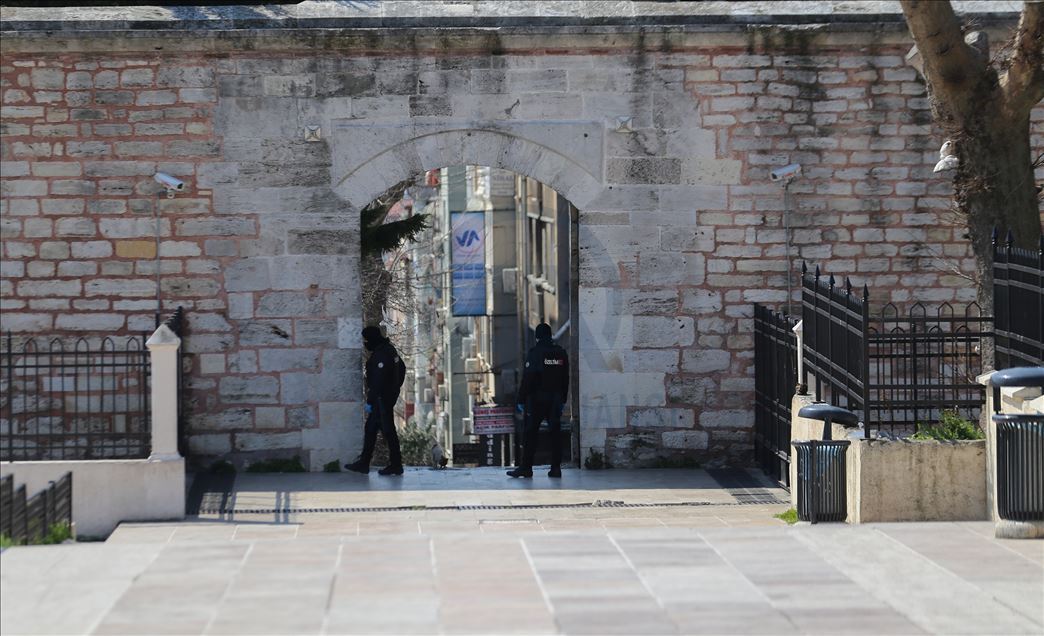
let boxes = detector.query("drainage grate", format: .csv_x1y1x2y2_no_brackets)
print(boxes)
194,497,788,515
480,519,539,524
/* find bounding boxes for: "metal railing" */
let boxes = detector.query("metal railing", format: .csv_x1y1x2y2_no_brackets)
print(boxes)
753,304,798,489
1,333,151,461
994,232,1044,369
0,472,73,545
801,264,990,437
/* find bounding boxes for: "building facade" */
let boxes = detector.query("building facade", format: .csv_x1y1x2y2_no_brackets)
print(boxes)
1,2,1041,469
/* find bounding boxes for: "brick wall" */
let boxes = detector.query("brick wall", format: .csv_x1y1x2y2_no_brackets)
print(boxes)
1,57,223,336
2,34,1041,469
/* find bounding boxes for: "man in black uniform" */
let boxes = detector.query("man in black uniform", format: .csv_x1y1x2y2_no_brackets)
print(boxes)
346,326,407,476
508,323,570,479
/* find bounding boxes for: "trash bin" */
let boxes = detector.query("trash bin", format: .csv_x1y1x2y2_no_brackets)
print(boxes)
994,415,1043,521
793,440,850,523
991,367,1044,524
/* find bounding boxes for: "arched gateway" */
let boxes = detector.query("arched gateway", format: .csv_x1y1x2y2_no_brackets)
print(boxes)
0,3,1018,470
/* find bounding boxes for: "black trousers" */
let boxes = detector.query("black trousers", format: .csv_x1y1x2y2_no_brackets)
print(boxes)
359,400,402,467
521,394,564,470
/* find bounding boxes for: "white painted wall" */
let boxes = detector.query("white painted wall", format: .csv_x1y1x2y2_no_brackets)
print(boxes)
1,458,184,538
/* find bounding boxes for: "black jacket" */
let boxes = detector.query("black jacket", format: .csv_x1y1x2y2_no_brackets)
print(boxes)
518,338,569,403
365,339,406,407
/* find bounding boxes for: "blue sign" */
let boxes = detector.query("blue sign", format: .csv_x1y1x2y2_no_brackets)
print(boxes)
450,212,486,316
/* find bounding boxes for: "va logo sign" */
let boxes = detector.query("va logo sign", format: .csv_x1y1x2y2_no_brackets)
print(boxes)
456,230,481,248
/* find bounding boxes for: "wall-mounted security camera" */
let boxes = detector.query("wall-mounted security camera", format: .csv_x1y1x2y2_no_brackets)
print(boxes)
770,163,802,182
153,172,185,198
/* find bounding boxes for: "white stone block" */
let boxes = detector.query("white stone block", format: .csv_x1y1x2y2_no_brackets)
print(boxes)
255,406,286,429
662,430,709,450
633,317,694,348
200,353,226,375
337,316,362,349
681,349,731,373
631,408,694,429
699,409,753,428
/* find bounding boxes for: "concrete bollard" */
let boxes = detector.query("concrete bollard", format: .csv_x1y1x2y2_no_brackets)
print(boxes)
146,323,182,461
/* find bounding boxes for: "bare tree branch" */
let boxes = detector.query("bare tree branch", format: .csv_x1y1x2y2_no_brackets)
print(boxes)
1001,0,1044,117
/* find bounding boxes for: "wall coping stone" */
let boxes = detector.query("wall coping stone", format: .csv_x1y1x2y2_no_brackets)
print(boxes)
0,1,1019,34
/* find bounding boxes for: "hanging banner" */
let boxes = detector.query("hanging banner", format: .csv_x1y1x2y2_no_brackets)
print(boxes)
450,212,486,316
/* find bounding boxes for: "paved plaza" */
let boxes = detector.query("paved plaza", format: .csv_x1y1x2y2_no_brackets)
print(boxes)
2,468,1042,635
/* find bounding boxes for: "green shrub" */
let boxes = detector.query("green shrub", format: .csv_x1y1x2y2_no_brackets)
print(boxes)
209,459,236,474
245,456,306,473
912,410,985,441
0,522,73,548
399,418,434,466
323,460,341,473
42,522,72,545
649,455,700,469
584,448,612,470
774,508,799,525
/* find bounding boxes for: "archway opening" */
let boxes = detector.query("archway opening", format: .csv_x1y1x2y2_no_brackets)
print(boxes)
361,165,580,470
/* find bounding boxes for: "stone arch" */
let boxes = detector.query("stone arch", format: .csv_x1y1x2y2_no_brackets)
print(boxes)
329,125,608,213
328,123,621,464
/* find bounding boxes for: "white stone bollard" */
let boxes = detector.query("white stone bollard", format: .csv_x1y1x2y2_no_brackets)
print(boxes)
146,324,182,461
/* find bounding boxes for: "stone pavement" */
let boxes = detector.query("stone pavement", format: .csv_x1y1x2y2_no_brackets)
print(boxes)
185,467,784,523
2,468,1042,635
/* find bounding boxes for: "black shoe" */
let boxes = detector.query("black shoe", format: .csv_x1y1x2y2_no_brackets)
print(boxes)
507,468,533,478
548,467,562,478
344,460,369,474
378,465,404,476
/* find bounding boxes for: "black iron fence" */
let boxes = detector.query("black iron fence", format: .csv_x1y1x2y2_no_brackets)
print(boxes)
1,333,151,461
753,304,798,488
994,233,1044,369
0,472,73,545
801,265,990,437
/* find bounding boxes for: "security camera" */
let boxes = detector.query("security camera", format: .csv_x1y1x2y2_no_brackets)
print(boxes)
770,163,802,182
153,172,185,192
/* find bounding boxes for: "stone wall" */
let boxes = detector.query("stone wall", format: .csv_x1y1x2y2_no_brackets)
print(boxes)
2,24,1041,469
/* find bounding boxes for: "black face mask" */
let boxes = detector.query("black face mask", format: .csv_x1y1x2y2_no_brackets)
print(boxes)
364,339,376,351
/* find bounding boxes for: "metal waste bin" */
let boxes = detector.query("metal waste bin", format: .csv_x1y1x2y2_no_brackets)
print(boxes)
995,415,1043,521
793,440,850,523
991,367,1044,523
794,403,858,523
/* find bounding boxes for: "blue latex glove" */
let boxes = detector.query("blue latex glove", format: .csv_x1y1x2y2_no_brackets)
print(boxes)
516,403,524,414
364,404,373,415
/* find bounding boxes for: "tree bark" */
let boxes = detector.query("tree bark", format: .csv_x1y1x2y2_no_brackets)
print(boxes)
1002,1,1044,117
900,0,1044,306
361,251,392,327
359,178,414,327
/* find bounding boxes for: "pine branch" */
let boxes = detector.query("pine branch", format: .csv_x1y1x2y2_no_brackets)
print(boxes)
361,213,431,257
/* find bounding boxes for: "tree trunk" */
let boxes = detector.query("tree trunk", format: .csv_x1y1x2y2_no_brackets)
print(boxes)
362,251,392,327
959,110,1043,369
960,112,1042,306
900,0,1044,324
